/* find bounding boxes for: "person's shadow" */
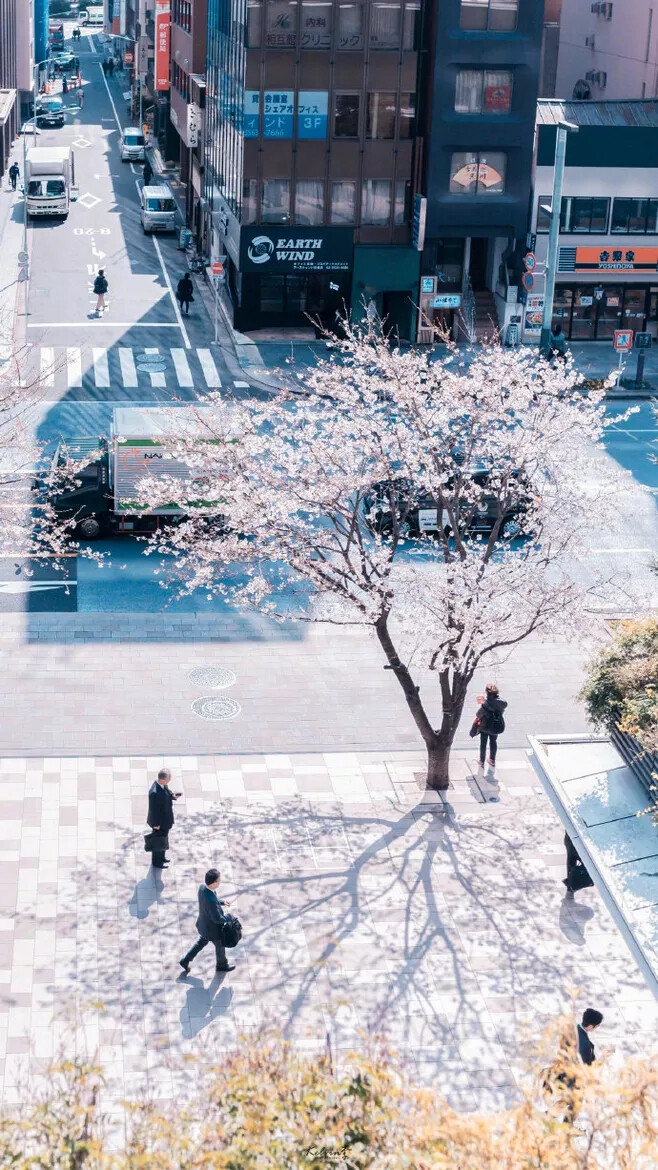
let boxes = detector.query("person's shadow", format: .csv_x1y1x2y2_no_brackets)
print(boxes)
127,869,164,919
558,893,594,945
178,973,233,1039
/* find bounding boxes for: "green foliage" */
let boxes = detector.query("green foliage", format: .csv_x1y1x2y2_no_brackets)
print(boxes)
580,618,658,749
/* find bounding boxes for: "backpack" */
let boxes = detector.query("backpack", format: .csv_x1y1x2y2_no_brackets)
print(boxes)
489,707,505,735
221,913,243,948
94,276,108,294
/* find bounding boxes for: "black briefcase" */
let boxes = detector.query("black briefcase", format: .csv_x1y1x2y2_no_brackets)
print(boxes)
566,863,594,892
144,831,169,853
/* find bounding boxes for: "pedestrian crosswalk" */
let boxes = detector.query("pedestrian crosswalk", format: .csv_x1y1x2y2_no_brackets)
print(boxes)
33,345,228,396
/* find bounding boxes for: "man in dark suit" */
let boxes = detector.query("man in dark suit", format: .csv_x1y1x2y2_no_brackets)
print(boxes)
180,868,235,974
147,767,181,869
577,1007,603,1065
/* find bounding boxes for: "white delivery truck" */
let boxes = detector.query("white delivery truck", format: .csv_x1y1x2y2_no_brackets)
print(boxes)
43,406,238,539
25,146,76,217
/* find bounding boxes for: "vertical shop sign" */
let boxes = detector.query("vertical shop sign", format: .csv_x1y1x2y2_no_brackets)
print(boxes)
155,0,170,92
263,91,294,138
297,91,328,139
187,102,200,147
244,91,260,138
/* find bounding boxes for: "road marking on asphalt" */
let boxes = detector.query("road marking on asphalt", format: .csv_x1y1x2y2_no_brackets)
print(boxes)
92,347,110,387
40,347,55,389
0,580,77,594
67,347,82,387
197,348,221,388
119,347,138,387
28,322,181,328
171,348,193,387
98,59,123,136
152,233,191,350
145,347,166,387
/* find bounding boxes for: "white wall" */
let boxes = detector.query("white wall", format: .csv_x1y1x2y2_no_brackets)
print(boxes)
555,0,658,99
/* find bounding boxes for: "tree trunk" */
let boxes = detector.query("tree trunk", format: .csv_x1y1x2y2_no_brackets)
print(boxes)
427,738,451,791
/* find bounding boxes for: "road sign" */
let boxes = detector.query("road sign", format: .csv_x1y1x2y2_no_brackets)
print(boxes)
634,331,652,349
521,271,534,291
524,252,537,271
17,251,28,265
613,329,633,352
211,261,224,276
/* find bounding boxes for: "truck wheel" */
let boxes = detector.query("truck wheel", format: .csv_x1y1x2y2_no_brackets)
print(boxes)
78,516,102,540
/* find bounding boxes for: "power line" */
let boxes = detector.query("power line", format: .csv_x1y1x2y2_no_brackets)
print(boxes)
558,38,658,70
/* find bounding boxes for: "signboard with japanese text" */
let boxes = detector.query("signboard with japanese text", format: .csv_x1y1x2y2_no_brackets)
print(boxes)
244,91,259,138
560,245,658,273
187,102,200,148
265,0,297,48
297,91,328,139
524,293,544,334
263,90,294,138
484,82,511,111
240,226,353,273
300,1,331,48
432,294,461,309
154,0,170,92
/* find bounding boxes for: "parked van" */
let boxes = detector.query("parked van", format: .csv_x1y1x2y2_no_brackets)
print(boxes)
140,184,177,234
120,127,146,162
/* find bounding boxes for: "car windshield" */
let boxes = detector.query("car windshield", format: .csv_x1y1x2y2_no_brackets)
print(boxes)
125,133,144,145
28,181,42,196
146,197,175,212
46,179,65,196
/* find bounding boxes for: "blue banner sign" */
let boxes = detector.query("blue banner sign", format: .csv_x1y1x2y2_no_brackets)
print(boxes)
297,91,328,139
264,90,294,138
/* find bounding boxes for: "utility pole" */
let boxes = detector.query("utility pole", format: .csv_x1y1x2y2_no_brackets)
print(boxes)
539,120,579,354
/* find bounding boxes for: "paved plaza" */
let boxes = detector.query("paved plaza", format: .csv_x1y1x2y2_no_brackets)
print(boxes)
0,747,655,1133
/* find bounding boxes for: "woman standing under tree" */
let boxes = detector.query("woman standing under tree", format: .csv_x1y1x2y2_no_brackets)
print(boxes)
475,683,508,770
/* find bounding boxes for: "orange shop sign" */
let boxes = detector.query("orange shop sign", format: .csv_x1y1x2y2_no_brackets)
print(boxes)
155,0,170,92
573,246,658,272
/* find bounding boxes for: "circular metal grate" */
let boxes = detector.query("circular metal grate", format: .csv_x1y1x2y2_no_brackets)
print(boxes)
135,353,168,372
191,696,241,721
187,666,236,690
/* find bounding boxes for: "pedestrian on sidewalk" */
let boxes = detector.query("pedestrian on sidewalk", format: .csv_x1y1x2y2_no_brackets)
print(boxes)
577,1007,603,1065
562,831,594,896
74,56,80,72
102,58,108,75
62,75,68,95
549,322,567,362
78,82,84,107
93,268,108,315
142,159,153,185
180,868,235,974
107,57,115,77
146,766,181,869
176,272,194,315
8,162,19,191
474,683,507,770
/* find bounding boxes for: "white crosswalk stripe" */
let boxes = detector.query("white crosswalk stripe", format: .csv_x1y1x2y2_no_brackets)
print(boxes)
34,345,230,392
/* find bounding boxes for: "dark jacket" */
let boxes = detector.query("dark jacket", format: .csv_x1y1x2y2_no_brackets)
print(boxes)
577,1024,596,1066
477,694,507,735
93,274,108,295
147,780,174,833
177,276,193,303
9,164,19,178
196,884,226,942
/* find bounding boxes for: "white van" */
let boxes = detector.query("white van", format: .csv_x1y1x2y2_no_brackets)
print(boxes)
120,127,146,161
140,184,177,234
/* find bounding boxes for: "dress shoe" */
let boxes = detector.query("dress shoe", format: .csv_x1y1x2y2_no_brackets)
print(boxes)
179,959,190,974
216,963,235,972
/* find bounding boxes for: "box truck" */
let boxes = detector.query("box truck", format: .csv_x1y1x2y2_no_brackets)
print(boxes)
25,146,75,217
42,407,237,539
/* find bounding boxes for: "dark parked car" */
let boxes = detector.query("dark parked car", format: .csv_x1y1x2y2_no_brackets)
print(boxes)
364,470,532,542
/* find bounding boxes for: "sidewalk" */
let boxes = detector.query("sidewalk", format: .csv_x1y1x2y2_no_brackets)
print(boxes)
0,747,653,1124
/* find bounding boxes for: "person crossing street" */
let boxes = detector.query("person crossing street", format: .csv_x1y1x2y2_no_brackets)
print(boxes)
93,269,108,316
176,272,194,316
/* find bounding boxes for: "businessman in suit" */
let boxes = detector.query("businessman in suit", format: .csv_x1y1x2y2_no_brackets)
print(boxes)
577,1007,603,1065
147,767,181,869
180,868,235,974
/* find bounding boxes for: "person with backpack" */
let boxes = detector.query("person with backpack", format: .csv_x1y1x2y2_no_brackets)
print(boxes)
93,268,108,316
176,272,194,316
180,868,236,974
475,682,507,769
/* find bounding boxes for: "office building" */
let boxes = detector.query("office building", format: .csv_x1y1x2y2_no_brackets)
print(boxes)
554,0,658,100
170,0,207,229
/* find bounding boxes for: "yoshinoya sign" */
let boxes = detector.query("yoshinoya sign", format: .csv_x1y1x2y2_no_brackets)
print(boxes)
240,227,353,273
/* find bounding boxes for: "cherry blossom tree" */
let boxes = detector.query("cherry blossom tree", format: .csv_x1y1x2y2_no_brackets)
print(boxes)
142,323,629,789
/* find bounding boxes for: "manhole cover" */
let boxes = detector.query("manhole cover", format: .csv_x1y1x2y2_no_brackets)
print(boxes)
188,666,236,690
135,353,168,371
191,696,241,721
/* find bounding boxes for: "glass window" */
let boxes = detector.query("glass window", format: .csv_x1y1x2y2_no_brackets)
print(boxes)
394,179,410,225
260,275,286,312
243,178,258,224
399,92,415,137
300,1,331,48
334,92,360,136
449,151,506,195
338,3,363,48
370,2,401,46
648,200,658,232
536,195,569,232
261,179,291,222
402,2,421,48
247,1,262,45
361,179,392,225
460,0,518,30
295,180,324,224
367,92,396,139
567,197,610,233
265,0,298,48
611,197,658,233
330,180,356,223
455,69,512,113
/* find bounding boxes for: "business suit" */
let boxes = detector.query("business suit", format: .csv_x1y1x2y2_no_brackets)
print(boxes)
181,884,229,970
577,1024,596,1066
147,780,174,868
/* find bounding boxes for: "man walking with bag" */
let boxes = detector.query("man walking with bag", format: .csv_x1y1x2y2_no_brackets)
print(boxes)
180,868,235,974
146,767,181,869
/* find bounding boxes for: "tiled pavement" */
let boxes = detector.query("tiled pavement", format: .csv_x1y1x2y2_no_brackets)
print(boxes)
0,747,655,1130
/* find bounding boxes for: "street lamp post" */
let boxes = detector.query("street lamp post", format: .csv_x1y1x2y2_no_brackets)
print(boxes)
539,120,579,354
21,57,52,261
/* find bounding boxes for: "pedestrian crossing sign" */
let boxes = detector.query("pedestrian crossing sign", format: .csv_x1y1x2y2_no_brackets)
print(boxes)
613,330,633,352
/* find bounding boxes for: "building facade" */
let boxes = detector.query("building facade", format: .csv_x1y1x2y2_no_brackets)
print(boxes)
554,0,658,101
170,0,207,232
525,99,658,343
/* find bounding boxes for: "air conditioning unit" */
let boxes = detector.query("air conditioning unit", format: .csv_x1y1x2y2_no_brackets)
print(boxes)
585,69,608,87
591,1,613,16
585,34,596,47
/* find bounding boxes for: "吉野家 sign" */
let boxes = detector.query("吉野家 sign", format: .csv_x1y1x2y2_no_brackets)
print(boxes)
187,102,200,147
297,91,328,140
561,246,658,273
613,329,633,352
432,294,461,309
240,226,353,273
154,0,170,92
263,91,294,138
